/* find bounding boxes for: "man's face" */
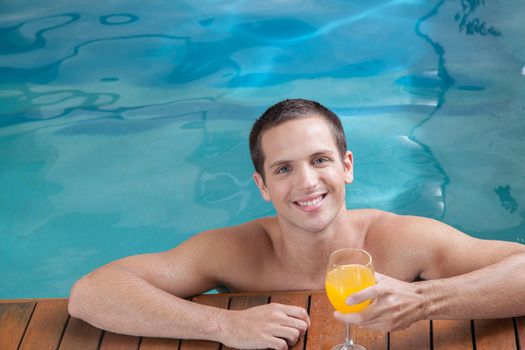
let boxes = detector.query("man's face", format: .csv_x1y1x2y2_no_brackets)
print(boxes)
253,117,353,233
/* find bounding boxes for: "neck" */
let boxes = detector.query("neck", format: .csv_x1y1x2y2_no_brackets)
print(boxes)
273,208,362,278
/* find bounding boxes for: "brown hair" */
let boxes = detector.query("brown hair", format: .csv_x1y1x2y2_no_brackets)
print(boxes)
249,99,347,180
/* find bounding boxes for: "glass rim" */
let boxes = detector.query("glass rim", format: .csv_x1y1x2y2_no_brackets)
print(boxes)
329,248,373,269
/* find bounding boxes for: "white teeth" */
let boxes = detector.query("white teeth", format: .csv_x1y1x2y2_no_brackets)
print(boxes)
297,195,323,207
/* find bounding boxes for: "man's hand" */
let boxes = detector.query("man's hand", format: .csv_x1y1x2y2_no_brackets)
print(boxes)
219,303,310,350
333,273,428,332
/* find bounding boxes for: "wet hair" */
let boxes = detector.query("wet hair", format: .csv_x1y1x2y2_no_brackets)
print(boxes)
249,98,347,180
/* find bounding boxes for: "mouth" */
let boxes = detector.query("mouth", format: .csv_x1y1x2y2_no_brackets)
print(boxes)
293,193,327,211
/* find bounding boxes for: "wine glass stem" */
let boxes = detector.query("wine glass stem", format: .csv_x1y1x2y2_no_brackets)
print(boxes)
345,322,354,346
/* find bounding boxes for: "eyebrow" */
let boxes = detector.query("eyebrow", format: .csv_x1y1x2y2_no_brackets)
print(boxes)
268,160,290,170
268,149,336,169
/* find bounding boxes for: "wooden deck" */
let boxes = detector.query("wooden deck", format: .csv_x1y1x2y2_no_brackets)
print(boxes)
1,291,522,350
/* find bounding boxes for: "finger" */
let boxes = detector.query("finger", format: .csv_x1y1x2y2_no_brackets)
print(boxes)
273,326,301,347
346,286,379,305
281,315,309,333
358,320,390,332
374,271,387,282
268,337,288,350
278,304,311,326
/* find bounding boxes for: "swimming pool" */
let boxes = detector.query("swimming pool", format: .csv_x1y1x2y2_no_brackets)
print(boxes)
1,0,524,299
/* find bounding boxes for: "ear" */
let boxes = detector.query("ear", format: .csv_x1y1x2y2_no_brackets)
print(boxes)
253,172,271,201
343,151,354,184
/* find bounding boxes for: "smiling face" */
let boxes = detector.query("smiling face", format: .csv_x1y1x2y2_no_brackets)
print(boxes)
253,116,354,233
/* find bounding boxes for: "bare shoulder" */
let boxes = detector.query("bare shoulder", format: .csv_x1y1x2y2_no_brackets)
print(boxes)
361,209,525,280
362,209,465,248
174,217,273,256
172,217,277,291
96,218,274,298
345,208,385,233
166,217,275,275
346,208,394,240
348,209,420,280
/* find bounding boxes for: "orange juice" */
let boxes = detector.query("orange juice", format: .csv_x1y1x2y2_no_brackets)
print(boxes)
325,264,375,313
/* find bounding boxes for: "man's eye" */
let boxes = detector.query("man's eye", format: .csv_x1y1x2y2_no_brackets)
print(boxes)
276,166,290,174
313,158,329,165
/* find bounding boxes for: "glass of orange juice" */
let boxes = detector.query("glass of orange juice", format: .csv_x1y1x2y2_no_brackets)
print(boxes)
325,248,376,350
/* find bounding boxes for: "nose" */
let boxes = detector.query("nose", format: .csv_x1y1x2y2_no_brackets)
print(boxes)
296,164,319,190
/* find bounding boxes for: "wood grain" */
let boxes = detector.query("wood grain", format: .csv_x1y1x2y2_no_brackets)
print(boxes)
139,337,180,350
306,292,343,350
18,300,69,350
353,325,388,350
59,317,103,350
433,320,473,350
389,320,430,350
474,318,517,350
0,302,35,350
0,296,521,350
99,332,140,350
517,317,524,350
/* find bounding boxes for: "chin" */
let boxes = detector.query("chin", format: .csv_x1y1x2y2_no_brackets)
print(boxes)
299,219,332,233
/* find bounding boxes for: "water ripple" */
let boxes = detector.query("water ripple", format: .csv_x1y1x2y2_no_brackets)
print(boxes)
0,13,80,55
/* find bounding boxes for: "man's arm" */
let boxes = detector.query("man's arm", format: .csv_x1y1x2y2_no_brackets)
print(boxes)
336,214,525,331
420,250,525,319
68,225,310,349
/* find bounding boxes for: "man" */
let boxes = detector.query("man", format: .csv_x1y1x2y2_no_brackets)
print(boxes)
69,99,525,350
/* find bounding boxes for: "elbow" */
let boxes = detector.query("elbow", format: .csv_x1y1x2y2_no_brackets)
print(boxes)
507,250,525,266
68,276,91,319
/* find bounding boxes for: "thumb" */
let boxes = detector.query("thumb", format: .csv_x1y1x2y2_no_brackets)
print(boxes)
374,271,388,282
346,286,378,305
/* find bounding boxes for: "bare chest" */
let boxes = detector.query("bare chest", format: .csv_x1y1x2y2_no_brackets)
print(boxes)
222,260,327,293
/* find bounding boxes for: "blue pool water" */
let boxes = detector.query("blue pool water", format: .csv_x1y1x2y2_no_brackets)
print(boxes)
1,0,524,299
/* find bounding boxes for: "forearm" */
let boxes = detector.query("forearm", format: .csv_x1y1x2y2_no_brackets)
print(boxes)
68,268,226,341
417,252,525,319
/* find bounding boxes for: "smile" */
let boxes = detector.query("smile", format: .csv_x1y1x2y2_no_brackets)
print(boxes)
294,194,326,209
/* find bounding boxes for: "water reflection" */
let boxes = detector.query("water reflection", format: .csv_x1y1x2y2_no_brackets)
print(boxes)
0,0,524,299
185,107,272,222
0,13,80,55
454,0,501,36
494,185,518,214
100,13,139,26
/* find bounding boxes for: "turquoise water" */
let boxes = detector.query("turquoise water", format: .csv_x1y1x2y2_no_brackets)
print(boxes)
1,0,524,299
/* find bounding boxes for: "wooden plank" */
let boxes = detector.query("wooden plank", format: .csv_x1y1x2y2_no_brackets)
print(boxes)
389,320,430,350
270,292,309,309
221,294,270,350
19,300,69,350
307,292,387,350
228,294,269,310
0,302,35,350
433,320,473,350
0,298,66,304
474,318,517,350
306,292,344,350
99,332,140,350
59,317,103,350
1,296,519,350
271,293,310,350
139,337,180,350
353,326,388,350
517,317,524,350
178,294,230,350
